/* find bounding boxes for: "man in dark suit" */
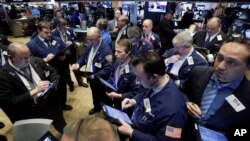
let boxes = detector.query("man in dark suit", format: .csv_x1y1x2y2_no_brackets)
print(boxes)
0,43,66,133
106,39,140,111
183,40,250,140
142,19,161,53
52,18,89,91
158,11,176,54
107,8,121,41
115,15,130,44
193,17,229,54
72,27,113,115
27,21,72,111
162,31,208,87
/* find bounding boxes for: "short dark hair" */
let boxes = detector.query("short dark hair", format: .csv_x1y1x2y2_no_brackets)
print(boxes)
132,52,166,77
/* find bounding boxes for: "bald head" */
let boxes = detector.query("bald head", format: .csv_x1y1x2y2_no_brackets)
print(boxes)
206,17,221,35
87,26,101,38
8,42,30,57
8,43,30,68
142,19,153,34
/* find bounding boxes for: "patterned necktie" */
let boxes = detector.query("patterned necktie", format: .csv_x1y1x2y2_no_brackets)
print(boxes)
86,47,96,72
204,35,211,48
20,67,36,89
200,82,221,118
115,64,123,88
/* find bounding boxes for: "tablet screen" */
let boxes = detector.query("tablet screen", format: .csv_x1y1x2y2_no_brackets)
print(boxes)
198,125,228,141
103,105,132,125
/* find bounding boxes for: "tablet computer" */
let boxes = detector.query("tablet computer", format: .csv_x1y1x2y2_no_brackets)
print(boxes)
99,77,117,92
103,104,132,125
196,124,228,141
37,79,58,97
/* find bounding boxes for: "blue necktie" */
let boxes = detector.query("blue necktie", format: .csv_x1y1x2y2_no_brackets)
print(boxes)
200,82,221,118
204,35,211,48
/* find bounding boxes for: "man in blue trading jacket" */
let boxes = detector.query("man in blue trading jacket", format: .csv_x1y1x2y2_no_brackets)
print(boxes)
183,40,250,140
0,43,66,133
127,26,152,57
142,19,161,53
162,31,208,87
72,27,113,115
52,18,89,91
26,21,72,111
118,52,188,141
106,39,141,111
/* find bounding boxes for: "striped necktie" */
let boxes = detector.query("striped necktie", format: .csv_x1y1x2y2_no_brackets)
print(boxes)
200,82,221,118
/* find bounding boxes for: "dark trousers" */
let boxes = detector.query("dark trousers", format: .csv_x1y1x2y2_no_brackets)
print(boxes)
89,78,112,110
66,54,83,86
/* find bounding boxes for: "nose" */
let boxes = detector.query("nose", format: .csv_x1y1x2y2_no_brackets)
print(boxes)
217,60,226,70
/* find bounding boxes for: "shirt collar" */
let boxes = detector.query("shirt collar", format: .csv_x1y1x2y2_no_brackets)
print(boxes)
152,75,169,95
38,34,45,42
211,73,244,90
8,59,21,71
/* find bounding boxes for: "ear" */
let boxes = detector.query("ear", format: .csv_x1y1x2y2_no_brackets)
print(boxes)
152,74,159,81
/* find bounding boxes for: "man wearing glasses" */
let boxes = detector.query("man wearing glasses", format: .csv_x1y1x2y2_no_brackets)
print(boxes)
72,27,113,115
0,43,66,133
27,21,72,111
162,31,207,87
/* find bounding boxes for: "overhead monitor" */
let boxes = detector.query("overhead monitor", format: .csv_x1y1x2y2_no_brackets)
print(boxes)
148,2,167,13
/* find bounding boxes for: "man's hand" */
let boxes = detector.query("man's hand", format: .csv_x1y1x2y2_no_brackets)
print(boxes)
30,81,50,96
65,41,73,47
186,102,201,119
118,119,134,137
43,53,55,62
71,64,80,70
106,92,122,99
167,54,181,64
112,28,119,33
143,38,153,47
121,98,136,110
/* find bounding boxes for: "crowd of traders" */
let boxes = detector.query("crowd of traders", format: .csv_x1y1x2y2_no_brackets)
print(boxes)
0,7,250,141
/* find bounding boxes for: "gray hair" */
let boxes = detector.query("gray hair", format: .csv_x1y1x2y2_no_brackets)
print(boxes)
172,31,193,47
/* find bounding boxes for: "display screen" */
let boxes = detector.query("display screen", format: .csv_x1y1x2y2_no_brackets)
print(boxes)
103,105,132,125
198,125,228,141
245,29,250,39
148,2,167,13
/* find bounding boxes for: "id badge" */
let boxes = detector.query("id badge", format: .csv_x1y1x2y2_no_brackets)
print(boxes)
187,56,194,65
125,65,130,73
225,94,246,112
94,62,102,68
217,35,222,41
52,40,57,46
143,98,151,113
45,71,50,77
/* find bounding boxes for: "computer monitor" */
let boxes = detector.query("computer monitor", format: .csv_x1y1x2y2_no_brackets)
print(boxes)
31,9,40,16
245,29,250,40
148,2,167,13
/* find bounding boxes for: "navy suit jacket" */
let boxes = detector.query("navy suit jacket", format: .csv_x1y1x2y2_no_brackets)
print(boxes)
77,40,112,80
107,60,140,99
193,30,229,53
162,48,208,81
27,35,66,58
142,32,161,52
183,66,250,140
51,28,77,42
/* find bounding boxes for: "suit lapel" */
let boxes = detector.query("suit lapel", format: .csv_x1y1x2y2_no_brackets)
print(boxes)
208,77,250,123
